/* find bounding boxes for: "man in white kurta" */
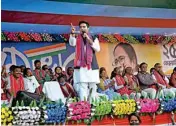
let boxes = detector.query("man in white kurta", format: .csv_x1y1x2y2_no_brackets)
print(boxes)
69,21,100,101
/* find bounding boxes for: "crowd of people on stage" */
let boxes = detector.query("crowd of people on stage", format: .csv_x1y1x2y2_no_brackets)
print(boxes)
1,59,176,103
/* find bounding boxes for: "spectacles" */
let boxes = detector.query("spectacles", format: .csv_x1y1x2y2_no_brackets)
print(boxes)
112,56,125,66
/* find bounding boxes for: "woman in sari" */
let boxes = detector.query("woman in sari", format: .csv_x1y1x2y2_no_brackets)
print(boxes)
97,67,120,100
110,67,132,99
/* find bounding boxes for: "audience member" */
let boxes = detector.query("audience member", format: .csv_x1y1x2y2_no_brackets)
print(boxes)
6,66,24,98
170,67,176,87
137,62,157,99
42,64,52,81
124,67,142,99
54,66,63,81
152,63,176,98
67,67,74,85
128,113,141,125
58,74,76,98
33,60,50,92
23,68,40,94
20,65,26,74
1,66,9,103
110,67,132,99
98,67,120,100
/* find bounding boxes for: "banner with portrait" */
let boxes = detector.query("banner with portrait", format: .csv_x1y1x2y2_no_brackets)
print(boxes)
1,42,175,76
96,43,176,75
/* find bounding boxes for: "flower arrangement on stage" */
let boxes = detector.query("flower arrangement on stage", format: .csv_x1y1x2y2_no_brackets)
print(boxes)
43,100,67,124
1,31,175,45
1,106,13,125
92,100,112,116
136,99,160,113
160,98,176,112
11,100,41,125
112,99,136,116
67,99,91,122
90,96,112,121
1,97,176,125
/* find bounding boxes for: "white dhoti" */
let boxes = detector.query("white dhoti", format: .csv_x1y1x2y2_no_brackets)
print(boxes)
73,67,100,101
69,34,101,101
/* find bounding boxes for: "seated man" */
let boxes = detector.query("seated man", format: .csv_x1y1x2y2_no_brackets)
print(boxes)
33,60,51,93
23,68,40,94
58,74,76,98
137,62,156,99
110,66,133,99
66,67,74,85
6,66,24,98
124,67,147,99
152,63,176,98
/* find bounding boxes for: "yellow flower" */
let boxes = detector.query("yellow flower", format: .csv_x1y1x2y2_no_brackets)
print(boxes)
1,108,6,114
5,113,9,117
8,111,12,115
8,123,12,126
3,119,7,123
1,114,5,119
5,107,9,111
7,118,12,122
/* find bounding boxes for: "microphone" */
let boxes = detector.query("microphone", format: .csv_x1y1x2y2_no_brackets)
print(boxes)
82,31,87,38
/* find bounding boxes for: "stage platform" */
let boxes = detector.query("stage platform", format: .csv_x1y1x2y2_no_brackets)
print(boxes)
68,113,176,125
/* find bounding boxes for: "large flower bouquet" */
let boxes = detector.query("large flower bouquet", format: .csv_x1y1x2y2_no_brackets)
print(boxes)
160,98,176,112
112,99,136,116
91,97,112,122
1,105,13,126
91,97,112,116
67,100,91,122
43,100,67,124
136,99,160,113
12,100,41,125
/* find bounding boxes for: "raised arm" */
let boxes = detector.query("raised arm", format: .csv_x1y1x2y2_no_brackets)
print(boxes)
69,35,76,47
69,23,77,47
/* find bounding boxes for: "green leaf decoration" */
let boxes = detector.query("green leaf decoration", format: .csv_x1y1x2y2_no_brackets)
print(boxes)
91,117,95,123
39,95,46,107
16,100,20,107
21,100,24,107
74,97,77,102
97,116,101,122
1,103,6,108
29,101,34,107
33,100,37,107
77,120,80,124
91,97,95,103
100,115,104,120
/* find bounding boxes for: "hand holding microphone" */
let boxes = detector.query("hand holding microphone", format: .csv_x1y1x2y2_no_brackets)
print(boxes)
82,31,89,39
82,31,93,45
